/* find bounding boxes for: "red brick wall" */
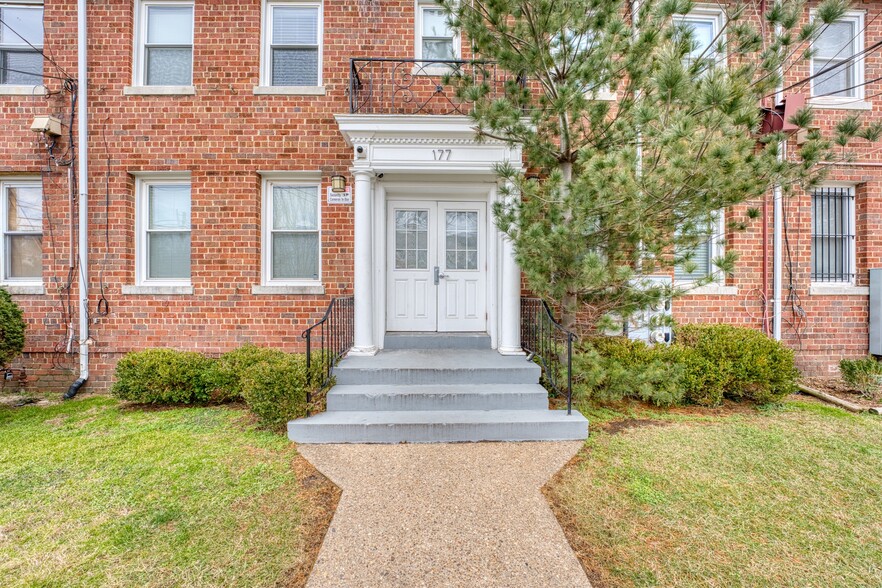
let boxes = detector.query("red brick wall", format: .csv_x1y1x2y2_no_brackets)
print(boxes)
2,0,882,391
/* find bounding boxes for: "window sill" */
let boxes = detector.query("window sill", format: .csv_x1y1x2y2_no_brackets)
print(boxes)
809,284,869,296
411,64,460,77
808,97,872,111
680,283,738,296
1,284,45,295
0,85,47,96
252,86,325,96
251,284,325,295
123,86,196,96
122,284,193,295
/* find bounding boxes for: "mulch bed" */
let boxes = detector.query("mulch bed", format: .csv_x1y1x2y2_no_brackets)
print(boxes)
800,376,882,409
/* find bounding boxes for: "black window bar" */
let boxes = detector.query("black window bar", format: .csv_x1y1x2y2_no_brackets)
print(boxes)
811,187,856,283
520,298,575,415
301,296,354,414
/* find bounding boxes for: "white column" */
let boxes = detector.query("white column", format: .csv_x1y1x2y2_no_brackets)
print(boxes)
351,167,377,355
498,199,523,355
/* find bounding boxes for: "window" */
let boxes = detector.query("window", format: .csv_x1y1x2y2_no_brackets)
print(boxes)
1,179,42,282
675,7,725,69
416,1,458,61
0,3,43,86
674,213,724,282
811,12,864,99
811,186,855,283
263,1,321,86
135,1,193,86
263,181,320,282
136,178,191,284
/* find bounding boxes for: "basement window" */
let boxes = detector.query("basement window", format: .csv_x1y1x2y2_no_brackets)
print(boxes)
261,0,322,87
134,0,194,87
0,3,43,86
0,179,42,284
136,177,191,285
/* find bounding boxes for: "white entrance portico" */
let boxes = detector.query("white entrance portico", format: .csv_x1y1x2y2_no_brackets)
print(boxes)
336,115,523,355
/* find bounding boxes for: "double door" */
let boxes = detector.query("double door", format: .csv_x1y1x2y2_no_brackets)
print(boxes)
386,200,486,332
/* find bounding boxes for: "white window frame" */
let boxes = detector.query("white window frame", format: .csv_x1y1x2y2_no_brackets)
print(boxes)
134,174,191,287
258,0,323,91
675,211,725,284
810,183,857,285
0,177,42,287
261,175,322,287
0,1,44,92
676,6,727,69
131,0,194,89
415,0,460,62
809,10,866,109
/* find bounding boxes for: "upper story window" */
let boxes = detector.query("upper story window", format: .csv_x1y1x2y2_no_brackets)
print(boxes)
1,179,42,283
263,180,320,283
0,3,43,86
811,11,864,100
811,186,855,283
136,177,191,284
416,1,458,61
675,7,726,69
263,1,322,87
135,1,194,87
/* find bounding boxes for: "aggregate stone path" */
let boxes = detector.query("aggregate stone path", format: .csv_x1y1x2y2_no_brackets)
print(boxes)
298,441,591,588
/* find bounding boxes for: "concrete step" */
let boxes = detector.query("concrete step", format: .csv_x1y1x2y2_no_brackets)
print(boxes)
327,384,549,412
384,332,492,350
288,409,589,443
335,349,539,386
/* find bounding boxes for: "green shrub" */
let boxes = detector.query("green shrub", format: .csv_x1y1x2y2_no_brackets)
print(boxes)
240,354,312,429
573,337,685,407
839,356,882,398
206,344,288,401
111,348,217,404
659,345,726,406
674,324,798,404
0,288,26,368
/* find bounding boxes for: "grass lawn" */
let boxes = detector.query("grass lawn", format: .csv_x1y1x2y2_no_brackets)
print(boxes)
0,395,336,588
546,398,882,588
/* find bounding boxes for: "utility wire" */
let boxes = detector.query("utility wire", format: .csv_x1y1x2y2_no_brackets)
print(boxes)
767,38,882,98
0,64,71,82
0,15,72,80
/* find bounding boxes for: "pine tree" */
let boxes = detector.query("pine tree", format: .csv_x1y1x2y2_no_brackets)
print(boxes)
438,0,880,331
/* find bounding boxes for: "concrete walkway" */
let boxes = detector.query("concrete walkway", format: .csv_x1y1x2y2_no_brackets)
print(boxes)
299,442,591,588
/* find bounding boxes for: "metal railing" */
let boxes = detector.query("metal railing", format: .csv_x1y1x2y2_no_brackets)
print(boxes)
302,296,354,406
349,57,513,115
521,298,575,415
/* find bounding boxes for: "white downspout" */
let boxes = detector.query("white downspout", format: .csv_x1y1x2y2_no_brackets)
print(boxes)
772,22,784,341
66,0,89,397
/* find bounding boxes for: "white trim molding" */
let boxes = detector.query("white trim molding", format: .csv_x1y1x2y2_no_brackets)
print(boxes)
259,0,323,88
0,176,44,289
809,9,866,105
122,284,194,295
124,85,196,95
132,172,192,288
809,284,869,296
260,175,323,287
132,0,195,87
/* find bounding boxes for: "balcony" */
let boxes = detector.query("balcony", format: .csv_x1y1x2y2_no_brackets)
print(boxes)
348,58,515,116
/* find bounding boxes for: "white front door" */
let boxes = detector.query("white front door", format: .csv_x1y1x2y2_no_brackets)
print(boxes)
386,200,487,332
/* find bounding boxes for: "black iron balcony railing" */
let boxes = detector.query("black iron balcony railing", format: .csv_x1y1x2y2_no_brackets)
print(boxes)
521,298,575,415
349,57,513,115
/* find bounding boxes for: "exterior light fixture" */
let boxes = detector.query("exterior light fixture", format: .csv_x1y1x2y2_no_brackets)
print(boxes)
331,175,347,193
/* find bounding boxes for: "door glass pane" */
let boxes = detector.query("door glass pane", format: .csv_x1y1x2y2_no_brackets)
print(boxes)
148,184,190,230
146,6,193,44
273,232,318,279
147,231,190,279
7,235,41,278
146,47,192,85
394,210,428,270
445,211,478,270
7,186,42,231
273,185,317,230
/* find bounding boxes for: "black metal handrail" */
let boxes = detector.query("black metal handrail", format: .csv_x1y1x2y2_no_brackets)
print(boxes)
349,57,512,115
302,296,354,406
521,298,575,415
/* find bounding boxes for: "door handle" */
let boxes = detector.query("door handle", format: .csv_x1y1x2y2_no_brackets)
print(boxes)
433,266,447,285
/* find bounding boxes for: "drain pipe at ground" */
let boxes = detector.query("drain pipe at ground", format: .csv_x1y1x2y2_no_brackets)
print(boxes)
797,383,882,415
65,0,89,399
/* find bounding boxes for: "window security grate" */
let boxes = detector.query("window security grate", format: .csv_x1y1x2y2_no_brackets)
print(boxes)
811,187,855,283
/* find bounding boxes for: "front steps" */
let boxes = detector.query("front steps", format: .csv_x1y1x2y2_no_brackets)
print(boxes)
288,335,589,444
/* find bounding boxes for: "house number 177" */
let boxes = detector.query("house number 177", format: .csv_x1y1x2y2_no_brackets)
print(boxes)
432,149,452,161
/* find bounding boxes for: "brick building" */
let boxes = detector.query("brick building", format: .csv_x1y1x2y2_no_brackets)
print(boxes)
0,0,880,393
